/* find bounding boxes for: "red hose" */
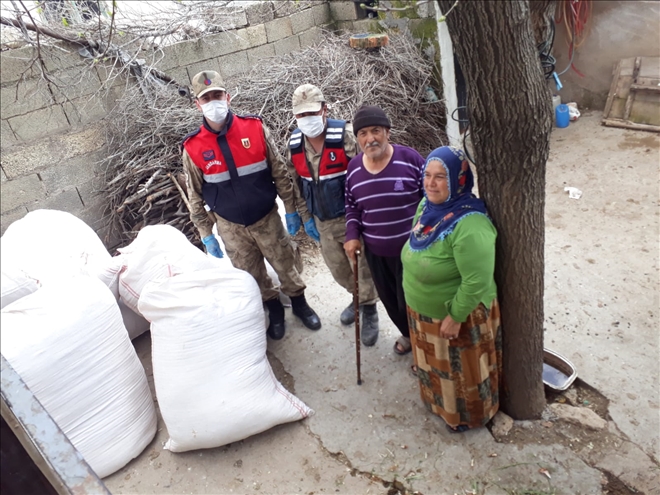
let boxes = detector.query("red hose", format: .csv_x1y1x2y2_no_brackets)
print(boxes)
555,0,591,77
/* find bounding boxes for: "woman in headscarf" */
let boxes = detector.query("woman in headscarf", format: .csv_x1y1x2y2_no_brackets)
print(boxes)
401,146,502,432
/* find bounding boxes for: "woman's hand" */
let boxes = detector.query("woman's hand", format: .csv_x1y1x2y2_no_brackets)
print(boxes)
439,314,461,340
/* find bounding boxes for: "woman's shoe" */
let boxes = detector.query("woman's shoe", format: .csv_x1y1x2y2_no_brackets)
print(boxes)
446,424,471,433
393,336,412,355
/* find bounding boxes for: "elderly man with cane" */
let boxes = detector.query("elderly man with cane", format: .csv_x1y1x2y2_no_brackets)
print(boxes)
344,105,425,356
285,84,380,346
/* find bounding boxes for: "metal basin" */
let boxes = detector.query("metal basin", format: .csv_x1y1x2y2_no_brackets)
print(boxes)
543,348,578,391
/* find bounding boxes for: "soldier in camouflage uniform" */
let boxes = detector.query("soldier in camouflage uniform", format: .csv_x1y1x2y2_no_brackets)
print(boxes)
181,70,321,340
284,84,380,346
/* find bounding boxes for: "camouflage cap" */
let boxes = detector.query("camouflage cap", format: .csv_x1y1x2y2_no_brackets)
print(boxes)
191,70,226,98
292,84,324,115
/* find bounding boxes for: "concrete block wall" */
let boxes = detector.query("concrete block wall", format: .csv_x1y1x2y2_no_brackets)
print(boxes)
0,38,121,241
0,124,110,241
157,1,334,87
0,0,359,244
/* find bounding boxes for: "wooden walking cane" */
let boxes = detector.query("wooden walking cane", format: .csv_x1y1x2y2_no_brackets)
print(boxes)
353,250,362,385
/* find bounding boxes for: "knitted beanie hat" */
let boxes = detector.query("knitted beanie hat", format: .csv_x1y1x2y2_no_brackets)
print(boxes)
352,105,391,135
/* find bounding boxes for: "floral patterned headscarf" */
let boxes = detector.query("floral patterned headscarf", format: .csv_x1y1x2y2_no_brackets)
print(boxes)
409,146,488,251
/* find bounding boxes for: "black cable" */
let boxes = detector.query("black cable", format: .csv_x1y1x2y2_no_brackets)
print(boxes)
463,127,476,166
538,20,556,80
450,105,477,166
451,107,469,125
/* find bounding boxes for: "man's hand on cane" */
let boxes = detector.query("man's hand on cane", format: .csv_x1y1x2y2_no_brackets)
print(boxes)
344,239,361,262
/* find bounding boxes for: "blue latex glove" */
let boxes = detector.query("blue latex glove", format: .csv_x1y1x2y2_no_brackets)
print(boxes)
304,218,321,242
285,212,301,236
202,235,224,258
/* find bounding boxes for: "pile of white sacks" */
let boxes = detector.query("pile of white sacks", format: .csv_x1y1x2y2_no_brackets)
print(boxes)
0,209,312,478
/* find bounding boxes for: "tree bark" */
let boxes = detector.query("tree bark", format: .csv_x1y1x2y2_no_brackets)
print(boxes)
530,0,557,45
436,0,552,419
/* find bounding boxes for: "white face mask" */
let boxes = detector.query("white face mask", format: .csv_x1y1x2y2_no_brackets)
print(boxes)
201,99,228,123
297,115,325,138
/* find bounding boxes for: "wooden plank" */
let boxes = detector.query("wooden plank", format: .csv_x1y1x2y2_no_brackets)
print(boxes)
634,76,660,87
603,60,622,120
603,118,660,133
630,83,660,93
623,57,642,121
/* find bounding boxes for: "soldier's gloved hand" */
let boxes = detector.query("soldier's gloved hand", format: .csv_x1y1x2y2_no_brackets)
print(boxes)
304,218,321,242
285,212,302,236
202,235,224,258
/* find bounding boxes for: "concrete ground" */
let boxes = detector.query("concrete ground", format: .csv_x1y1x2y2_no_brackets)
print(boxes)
104,111,659,495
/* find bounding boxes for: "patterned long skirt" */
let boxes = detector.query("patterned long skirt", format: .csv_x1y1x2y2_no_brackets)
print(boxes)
407,300,503,428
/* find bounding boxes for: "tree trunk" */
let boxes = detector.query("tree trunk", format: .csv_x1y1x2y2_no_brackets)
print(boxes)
530,0,557,45
436,0,552,419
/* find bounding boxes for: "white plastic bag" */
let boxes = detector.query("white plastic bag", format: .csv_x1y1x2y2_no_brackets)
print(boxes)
1,276,157,478
1,267,39,309
564,186,583,199
567,102,580,121
139,265,313,453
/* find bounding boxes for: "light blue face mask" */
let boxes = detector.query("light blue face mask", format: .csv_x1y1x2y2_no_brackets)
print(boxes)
201,99,228,123
296,115,325,138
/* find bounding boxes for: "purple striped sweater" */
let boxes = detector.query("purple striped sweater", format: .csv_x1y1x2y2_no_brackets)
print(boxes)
345,144,425,257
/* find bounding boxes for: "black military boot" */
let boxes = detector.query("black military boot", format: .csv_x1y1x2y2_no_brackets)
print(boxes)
265,297,286,340
361,304,379,346
290,294,321,331
340,303,355,326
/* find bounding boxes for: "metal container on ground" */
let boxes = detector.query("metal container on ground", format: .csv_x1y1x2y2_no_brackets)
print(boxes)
543,348,578,391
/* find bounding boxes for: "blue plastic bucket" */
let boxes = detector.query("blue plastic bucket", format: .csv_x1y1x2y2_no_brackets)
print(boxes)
556,104,569,128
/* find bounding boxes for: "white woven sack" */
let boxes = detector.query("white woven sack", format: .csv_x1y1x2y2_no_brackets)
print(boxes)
0,276,157,478
100,253,125,300
138,265,313,453
1,267,39,309
0,210,117,296
118,298,151,340
117,224,226,315
90,253,149,340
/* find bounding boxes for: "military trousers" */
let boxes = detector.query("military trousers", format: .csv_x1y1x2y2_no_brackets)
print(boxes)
315,215,379,306
214,205,306,302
